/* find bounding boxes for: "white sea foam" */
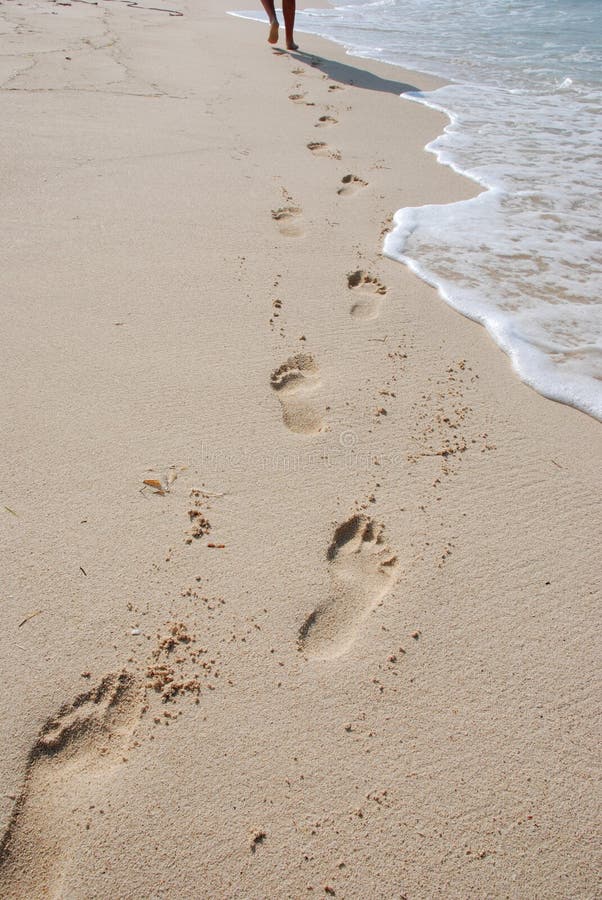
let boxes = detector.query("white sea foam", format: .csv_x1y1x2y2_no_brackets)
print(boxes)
232,0,602,420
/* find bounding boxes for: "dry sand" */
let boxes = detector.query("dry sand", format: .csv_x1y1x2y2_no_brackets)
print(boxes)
0,0,600,897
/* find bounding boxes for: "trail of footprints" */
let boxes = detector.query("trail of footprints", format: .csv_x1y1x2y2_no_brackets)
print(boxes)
0,62,401,896
287,75,367,198
270,63,399,657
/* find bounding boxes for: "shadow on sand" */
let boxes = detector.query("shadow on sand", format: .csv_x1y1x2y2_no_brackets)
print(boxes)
287,49,420,96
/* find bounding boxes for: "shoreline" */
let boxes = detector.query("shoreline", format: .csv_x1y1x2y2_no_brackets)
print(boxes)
1,1,600,897
239,4,602,422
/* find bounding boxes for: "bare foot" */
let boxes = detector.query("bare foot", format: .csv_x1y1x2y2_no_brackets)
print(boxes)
287,41,299,50
268,20,279,44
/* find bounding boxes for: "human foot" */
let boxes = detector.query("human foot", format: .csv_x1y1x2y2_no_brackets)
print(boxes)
268,20,279,44
287,41,299,50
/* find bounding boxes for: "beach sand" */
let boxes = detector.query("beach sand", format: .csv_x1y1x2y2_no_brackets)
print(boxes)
0,0,600,897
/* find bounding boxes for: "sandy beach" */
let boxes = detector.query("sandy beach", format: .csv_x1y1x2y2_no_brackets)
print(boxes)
0,0,601,896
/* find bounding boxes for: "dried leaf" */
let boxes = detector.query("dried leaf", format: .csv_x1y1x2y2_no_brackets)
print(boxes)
143,479,163,489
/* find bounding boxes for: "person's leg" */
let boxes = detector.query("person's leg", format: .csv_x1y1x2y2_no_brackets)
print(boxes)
259,0,279,43
282,0,298,50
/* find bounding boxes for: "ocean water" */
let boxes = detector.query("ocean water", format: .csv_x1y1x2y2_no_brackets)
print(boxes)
232,0,602,420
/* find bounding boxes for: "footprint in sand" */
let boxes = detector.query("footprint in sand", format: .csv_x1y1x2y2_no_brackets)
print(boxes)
0,672,142,898
270,353,324,434
272,206,304,238
299,515,399,659
307,141,341,160
338,173,367,196
328,84,344,92
288,93,315,106
347,269,387,320
315,115,338,128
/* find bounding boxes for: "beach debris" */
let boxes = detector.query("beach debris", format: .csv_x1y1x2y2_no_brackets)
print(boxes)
131,628,141,636
18,610,43,629
79,566,87,576
4,506,18,516
143,478,165,493
141,466,179,496
207,543,225,549
250,830,266,853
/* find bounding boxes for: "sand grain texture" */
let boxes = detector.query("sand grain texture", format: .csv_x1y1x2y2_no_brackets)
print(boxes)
0,0,600,897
